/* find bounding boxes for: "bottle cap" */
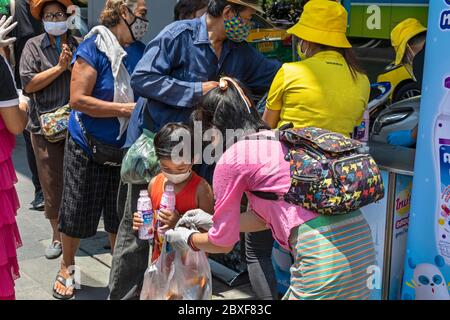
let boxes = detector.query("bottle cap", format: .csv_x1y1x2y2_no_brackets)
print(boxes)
140,190,148,197
445,77,450,89
165,184,175,192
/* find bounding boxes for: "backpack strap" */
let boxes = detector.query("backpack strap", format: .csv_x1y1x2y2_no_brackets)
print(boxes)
250,191,280,201
279,122,294,131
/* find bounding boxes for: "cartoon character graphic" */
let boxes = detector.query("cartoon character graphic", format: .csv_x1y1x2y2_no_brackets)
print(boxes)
405,255,450,300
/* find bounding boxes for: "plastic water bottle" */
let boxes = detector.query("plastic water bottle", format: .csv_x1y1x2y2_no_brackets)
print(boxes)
354,108,370,153
138,190,154,240
157,184,176,236
434,77,450,264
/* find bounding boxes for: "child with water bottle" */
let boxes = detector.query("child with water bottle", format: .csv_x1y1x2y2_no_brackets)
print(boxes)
132,123,214,261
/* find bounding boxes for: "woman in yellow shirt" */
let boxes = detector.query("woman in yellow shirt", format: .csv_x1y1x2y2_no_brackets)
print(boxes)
263,0,370,137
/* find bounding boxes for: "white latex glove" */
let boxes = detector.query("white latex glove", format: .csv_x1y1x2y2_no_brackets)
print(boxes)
176,209,214,231
165,227,199,252
0,16,17,48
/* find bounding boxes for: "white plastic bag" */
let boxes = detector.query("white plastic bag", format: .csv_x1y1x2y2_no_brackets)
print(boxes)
140,242,212,300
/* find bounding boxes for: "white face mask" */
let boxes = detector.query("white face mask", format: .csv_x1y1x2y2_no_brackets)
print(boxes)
44,21,68,36
404,44,417,82
297,39,309,60
163,170,192,184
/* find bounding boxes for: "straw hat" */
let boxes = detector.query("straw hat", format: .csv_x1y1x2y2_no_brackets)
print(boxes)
30,0,73,21
226,0,263,14
287,0,351,48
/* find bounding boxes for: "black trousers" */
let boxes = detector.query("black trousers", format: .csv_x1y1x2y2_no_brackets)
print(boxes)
245,230,278,300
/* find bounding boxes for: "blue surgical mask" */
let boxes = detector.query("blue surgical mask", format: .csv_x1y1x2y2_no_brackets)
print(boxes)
44,21,68,36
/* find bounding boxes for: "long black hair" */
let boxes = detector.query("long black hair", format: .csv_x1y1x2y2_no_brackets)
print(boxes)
190,78,269,145
207,0,246,17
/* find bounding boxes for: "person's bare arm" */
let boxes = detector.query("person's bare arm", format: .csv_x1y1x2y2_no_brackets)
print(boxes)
69,58,135,118
24,66,66,94
188,209,268,253
262,108,281,129
197,179,215,216
190,232,234,254
0,103,28,135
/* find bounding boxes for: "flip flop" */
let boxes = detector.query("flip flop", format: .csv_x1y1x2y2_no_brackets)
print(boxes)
52,273,75,300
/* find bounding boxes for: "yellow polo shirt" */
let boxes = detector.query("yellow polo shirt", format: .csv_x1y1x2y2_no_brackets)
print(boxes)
266,51,370,136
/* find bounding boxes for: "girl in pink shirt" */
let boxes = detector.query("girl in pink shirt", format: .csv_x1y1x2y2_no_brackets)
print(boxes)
166,77,376,300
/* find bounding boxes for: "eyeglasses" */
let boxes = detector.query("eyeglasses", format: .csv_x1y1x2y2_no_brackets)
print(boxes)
43,12,67,21
126,6,149,22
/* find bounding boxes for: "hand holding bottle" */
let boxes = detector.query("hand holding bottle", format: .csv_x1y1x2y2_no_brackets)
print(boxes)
157,208,180,231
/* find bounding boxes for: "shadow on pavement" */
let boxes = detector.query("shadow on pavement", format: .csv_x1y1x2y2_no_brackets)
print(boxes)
74,285,110,300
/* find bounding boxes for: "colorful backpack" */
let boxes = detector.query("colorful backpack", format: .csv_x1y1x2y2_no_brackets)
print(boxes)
252,127,385,215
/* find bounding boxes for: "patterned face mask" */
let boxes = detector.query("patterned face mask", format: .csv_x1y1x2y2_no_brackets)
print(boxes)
224,15,251,43
125,6,149,42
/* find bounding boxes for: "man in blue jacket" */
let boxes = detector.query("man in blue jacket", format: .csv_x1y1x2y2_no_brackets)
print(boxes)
109,0,282,300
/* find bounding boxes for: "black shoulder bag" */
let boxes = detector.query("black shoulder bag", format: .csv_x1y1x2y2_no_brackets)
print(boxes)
74,112,124,167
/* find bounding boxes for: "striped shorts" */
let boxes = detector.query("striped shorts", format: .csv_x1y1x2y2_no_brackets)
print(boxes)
283,211,376,300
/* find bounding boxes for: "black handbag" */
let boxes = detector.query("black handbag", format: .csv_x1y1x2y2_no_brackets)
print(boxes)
75,112,124,167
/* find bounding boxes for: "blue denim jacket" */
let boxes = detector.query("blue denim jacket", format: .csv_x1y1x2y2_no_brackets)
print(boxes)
125,15,281,148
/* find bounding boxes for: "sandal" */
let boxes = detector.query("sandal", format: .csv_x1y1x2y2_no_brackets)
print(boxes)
52,272,75,300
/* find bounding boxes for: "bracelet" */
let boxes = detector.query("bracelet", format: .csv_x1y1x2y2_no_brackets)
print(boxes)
188,232,200,252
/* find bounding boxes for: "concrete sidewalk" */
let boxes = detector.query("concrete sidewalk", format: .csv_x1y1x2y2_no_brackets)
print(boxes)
12,135,254,300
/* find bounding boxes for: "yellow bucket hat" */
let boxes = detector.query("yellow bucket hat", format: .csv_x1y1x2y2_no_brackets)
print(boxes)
287,0,351,48
391,18,427,65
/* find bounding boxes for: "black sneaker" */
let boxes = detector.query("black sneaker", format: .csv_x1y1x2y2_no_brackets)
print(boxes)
31,191,45,211
30,190,40,205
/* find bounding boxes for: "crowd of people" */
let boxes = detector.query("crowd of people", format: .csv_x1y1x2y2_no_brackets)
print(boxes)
1,0,382,301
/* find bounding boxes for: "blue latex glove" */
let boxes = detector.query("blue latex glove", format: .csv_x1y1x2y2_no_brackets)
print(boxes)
387,130,416,147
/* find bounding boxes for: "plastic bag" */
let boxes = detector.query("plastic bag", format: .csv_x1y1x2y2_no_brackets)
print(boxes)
121,129,160,184
140,242,212,300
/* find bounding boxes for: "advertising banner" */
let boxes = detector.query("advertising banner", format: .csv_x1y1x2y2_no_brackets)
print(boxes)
389,176,413,299
401,0,450,300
